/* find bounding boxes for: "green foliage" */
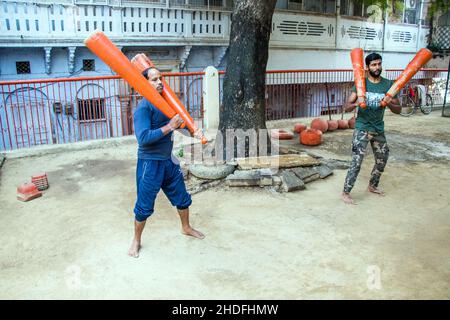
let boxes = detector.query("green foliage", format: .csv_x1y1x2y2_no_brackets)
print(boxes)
427,0,450,19
427,41,442,53
351,0,404,19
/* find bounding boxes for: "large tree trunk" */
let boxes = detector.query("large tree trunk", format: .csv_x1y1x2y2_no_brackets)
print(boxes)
217,0,277,161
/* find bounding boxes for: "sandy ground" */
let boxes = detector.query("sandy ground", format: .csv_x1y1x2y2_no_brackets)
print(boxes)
0,111,449,299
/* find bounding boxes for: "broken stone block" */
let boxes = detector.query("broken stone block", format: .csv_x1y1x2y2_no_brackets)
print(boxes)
259,176,273,187
226,170,261,187
313,165,333,179
272,176,282,186
236,154,320,170
189,164,236,180
291,167,320,183
281,170,306,192
323,159,350,170
259,168,277,176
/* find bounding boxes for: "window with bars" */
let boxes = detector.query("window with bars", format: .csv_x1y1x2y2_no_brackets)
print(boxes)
16,61,31,74
82,59,95,71
77,99,105,121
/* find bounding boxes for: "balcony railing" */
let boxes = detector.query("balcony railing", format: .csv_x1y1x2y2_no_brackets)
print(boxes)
0,0,429,52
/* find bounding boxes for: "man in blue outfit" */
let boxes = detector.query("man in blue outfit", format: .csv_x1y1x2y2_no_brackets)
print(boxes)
128,67,204,258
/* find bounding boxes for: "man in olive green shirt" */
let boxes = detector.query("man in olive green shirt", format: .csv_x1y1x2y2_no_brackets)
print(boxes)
342,53,401,205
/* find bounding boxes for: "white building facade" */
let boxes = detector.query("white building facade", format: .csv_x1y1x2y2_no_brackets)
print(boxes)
0,0,434,80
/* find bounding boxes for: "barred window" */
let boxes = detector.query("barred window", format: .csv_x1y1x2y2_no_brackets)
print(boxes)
82,59,95,71
16,61,31,74
77,99,105,121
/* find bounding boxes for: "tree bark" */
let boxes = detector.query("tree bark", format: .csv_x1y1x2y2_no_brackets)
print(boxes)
217,0,277,160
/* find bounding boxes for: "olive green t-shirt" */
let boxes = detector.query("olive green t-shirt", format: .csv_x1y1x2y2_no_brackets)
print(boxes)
351,77,394,133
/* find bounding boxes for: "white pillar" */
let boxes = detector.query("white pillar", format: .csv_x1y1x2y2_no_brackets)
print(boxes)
203,66,220,130
44,47,52,74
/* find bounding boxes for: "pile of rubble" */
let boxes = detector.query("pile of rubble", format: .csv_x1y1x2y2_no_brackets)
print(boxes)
183,153,348,194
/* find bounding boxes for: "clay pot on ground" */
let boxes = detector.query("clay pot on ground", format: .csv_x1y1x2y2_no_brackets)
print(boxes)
310,118,328,133
300,128,323,146
327,120,339,131
271,129,294,140
338,119,349,129
293,123,307,134
348,117,356,129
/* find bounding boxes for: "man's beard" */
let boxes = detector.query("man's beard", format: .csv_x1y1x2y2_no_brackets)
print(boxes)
369,69,382,78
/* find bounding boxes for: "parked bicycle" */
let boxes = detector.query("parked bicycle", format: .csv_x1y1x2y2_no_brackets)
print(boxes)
399,83,434,116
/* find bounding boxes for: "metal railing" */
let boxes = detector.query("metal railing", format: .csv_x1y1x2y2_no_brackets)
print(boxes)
1,68,447,151
0,72,204,151
219,69,448,121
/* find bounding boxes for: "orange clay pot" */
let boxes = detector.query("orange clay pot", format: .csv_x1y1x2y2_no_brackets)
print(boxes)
293,123,307,134
327,120,339,131
348,117,356,129
338,119,349,129
310,118,328,133
300,128,323,146
271,129,294,140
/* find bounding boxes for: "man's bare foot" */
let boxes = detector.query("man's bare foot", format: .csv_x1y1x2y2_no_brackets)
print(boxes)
342,192,356,205
182,227,205,239
368,185,385,196
128,239,141,258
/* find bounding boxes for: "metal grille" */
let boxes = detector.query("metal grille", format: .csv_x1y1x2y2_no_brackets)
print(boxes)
277,20,326,36
347,26,376,40
82,59,96,71
16,61,31,74
435,26,450,50
77,99,105,121
392,30,413,43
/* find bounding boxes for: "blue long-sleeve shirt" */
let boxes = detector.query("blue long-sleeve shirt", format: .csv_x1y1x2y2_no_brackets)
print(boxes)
133,98,173,160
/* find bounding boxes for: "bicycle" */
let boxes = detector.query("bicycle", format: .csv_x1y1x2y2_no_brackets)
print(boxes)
399,83,434,117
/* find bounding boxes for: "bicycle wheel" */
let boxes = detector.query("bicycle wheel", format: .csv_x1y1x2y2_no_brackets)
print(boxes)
420,94,433,115
400,94,415,116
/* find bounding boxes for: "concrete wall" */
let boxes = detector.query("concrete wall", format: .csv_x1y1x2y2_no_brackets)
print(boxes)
267,48,417,70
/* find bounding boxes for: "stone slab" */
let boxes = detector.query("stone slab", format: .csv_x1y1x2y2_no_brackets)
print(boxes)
236,154,320,170
226,170,261,187
189,164,236,180
313,165,334,179
281,170,306,192
291,167,320,183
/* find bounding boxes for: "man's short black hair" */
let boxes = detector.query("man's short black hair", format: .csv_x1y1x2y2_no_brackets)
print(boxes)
365,53,382,66
142,67,160,80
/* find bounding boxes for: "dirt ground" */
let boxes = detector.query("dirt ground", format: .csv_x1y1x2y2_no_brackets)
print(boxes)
1,111,449,299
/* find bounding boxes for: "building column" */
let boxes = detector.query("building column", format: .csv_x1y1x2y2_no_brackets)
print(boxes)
203,66,220,130
68,46,76,74
215,46,228,68
180,45,192,70
335,0,341,50
44,47,52,74
185,10,193,38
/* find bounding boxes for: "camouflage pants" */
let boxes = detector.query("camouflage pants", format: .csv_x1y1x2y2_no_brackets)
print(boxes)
343,129,389,193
